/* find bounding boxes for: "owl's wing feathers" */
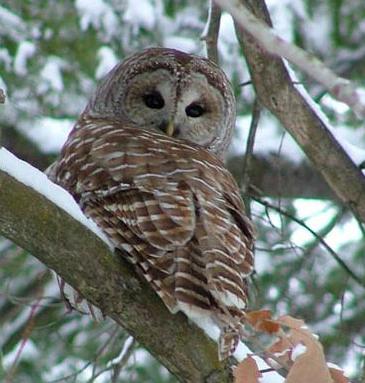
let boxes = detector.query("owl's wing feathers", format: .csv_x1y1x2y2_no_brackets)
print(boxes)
70,124,254,321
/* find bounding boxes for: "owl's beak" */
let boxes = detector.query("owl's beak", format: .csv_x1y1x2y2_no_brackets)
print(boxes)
159,120,175,137
166,121,175,137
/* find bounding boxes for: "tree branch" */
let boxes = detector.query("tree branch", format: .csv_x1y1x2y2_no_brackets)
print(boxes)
0,164,234,383
213,0,365,117
228,153,336,200
223,0,365,223
202,0,222,64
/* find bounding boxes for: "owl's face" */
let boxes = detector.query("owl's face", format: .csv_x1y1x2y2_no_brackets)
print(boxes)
85,48,236,157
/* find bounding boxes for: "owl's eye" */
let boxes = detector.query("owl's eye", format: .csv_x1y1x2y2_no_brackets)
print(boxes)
143,91,165,109
185,103,205,118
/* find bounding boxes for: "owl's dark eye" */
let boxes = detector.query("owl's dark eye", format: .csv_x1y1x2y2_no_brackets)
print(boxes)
143,91,165,109
185,103,205,118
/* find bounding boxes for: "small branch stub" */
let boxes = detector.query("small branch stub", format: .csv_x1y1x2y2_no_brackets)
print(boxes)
0,88,5,104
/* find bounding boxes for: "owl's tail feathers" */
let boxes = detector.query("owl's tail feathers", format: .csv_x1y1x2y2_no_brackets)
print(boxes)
219,326,240,361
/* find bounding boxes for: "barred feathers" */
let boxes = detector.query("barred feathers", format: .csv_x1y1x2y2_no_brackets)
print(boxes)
50,117,254,360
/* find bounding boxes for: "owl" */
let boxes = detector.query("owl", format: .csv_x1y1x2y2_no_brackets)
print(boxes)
48,47,254,360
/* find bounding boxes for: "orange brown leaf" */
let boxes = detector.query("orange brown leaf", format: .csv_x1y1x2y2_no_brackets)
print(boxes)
234,356,262,383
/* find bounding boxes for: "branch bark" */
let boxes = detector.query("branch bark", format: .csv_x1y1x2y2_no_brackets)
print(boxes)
0,167,234,383
223,0,365,223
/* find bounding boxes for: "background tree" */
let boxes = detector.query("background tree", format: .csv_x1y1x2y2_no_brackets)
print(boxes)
0,0,365,382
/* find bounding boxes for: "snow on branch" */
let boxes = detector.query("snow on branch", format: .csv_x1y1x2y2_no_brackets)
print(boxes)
213,0,365,118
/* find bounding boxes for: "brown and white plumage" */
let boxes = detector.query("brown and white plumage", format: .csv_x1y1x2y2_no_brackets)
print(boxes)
49,48,254,360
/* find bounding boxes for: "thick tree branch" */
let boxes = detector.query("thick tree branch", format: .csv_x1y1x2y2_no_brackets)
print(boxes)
224,0,365,223
0,166,234,383
228,154,336,200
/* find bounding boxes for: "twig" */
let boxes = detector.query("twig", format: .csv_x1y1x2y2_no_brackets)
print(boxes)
202,0,222,64
0,88,5,104
254,197,365,289
242,98,261,218
5,297,42,383
213,0,365,118
111,336,136,383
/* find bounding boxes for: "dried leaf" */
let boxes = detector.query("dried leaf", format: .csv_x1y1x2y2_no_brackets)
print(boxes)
234,356,262,383
329,367,350,383
246,310,280,333
276,315,333,383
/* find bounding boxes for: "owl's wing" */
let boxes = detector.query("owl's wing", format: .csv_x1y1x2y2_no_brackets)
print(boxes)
79,128,198,252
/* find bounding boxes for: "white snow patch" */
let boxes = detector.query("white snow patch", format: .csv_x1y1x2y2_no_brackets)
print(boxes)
220,12,238,44
107,336,134,367
20,117,73,153
321,93,350,114
0,148,113,249
164,36,197,53
0,5,26,41
123,0,156,31
255,355,285,382
259,370,285,383
96,46,119,79
14,41,36,75
327,362,345,371
40,58,64,92
291,342,307,361
232,114,305,163
0,75,7,93
75,0,118,39
2,339,40,368
0,48,12,70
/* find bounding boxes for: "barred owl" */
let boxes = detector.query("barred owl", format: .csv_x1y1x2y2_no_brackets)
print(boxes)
48,48,254,360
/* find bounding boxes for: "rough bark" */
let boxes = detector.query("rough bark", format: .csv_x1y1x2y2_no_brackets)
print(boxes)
0,169,234,383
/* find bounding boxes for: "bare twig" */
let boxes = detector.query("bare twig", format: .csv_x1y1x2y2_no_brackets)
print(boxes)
0,88,5,104
254,197,365,289
213,0,365,117
5,297,42,383
202,0,222,64
241,98,261,217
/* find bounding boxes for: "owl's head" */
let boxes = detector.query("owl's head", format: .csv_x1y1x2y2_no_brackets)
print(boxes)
84,48,236,158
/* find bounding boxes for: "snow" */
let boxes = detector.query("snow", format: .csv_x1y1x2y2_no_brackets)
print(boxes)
96,46,118,79
255,356,285,383
0,48,11,70
232,114,305,163
0,5,26,41
123,0,156,31
286,63,365,166
40,57,65,92
20,117,73,153
2,339,40,368
14,41,36,76
0,148,113,249
219,12,238,44
164,36,197,53
259,370,285,383
107,336,134,367
291,343,307,361
75,0,118,39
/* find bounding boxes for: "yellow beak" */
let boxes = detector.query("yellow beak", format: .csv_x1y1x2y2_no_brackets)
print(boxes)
165,121,175,137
